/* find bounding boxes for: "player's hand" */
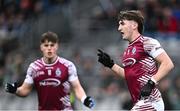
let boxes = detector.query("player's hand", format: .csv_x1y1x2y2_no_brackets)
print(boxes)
5,82,17,94
140,79,155,99
83,96,95,109
97,49,114,68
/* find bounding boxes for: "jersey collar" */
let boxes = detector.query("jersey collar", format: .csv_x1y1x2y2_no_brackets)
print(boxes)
129,35,142,45
42,56,59,66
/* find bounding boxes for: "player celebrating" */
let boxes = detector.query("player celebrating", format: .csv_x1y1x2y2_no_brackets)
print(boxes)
97,10,174,111
5,31,95,110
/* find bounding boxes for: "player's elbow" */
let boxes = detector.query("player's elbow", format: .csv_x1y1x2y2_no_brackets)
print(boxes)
17,94,28,97
167,60,174,72
16,87,31,97
169,61,174,70
16,91,29,97
16,89,31,97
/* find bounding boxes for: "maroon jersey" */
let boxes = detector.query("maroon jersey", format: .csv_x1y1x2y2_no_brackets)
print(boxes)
122,35,164,104
24,56,78,110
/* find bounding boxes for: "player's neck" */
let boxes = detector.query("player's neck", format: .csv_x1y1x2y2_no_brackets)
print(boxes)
129,32,141,43
43,56,58,64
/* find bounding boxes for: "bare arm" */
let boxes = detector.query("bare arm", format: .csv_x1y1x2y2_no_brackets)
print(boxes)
71,79,95,108
71,79,87,101
111,64,125,78
152,52,174,83
16,82,33,97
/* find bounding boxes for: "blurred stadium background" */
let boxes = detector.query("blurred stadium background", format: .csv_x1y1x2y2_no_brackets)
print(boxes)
0,0,180,110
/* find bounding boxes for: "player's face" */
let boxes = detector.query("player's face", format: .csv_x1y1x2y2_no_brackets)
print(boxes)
118,20,135,41
40,40,58,59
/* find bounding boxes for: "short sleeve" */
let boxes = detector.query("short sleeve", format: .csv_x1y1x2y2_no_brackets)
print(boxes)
24,64,35,84
143,38,165,58
68,62,78,82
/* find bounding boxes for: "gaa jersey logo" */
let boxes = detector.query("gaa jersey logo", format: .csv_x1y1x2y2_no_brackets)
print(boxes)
39,78,61,87
132,47,136,55
55,68,61,77
122,58,136,67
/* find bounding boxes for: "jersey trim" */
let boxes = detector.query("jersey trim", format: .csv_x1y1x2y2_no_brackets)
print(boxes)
41,56,59,66
151,49,164,58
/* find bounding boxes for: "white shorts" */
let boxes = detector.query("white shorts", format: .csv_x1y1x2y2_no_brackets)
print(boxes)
131,98,164,111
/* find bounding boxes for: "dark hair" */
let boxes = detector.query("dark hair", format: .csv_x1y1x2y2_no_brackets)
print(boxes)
40,31,59,43
118,10,144,34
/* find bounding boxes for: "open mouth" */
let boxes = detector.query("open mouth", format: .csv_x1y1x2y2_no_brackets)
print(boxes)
48,52,52,55
121,32,124,36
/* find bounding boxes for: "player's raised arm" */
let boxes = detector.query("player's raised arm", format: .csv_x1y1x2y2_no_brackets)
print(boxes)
97,49,125,78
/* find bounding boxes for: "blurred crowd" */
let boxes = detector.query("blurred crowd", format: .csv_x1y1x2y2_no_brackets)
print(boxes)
0,0,70,85
89,0,180,38
0,0,180,110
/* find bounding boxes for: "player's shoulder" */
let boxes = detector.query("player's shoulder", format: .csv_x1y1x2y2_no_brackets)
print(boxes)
30,58,43,65
141,36,160,44
58,57,75,67
29,58,43,66
27,58,43,71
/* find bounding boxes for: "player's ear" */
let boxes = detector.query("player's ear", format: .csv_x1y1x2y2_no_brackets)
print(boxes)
40,44,43,51
55,43,59,50
132,21,138,29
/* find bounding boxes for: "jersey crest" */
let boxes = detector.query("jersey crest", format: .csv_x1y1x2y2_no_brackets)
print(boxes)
55,68,61,77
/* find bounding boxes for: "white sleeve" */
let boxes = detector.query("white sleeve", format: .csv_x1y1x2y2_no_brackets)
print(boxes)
144,38,165,58
24,64,35,84
68,62,78,82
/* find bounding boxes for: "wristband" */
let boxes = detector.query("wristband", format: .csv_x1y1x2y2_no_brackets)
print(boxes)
81,95,87,103
151,77,158,85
